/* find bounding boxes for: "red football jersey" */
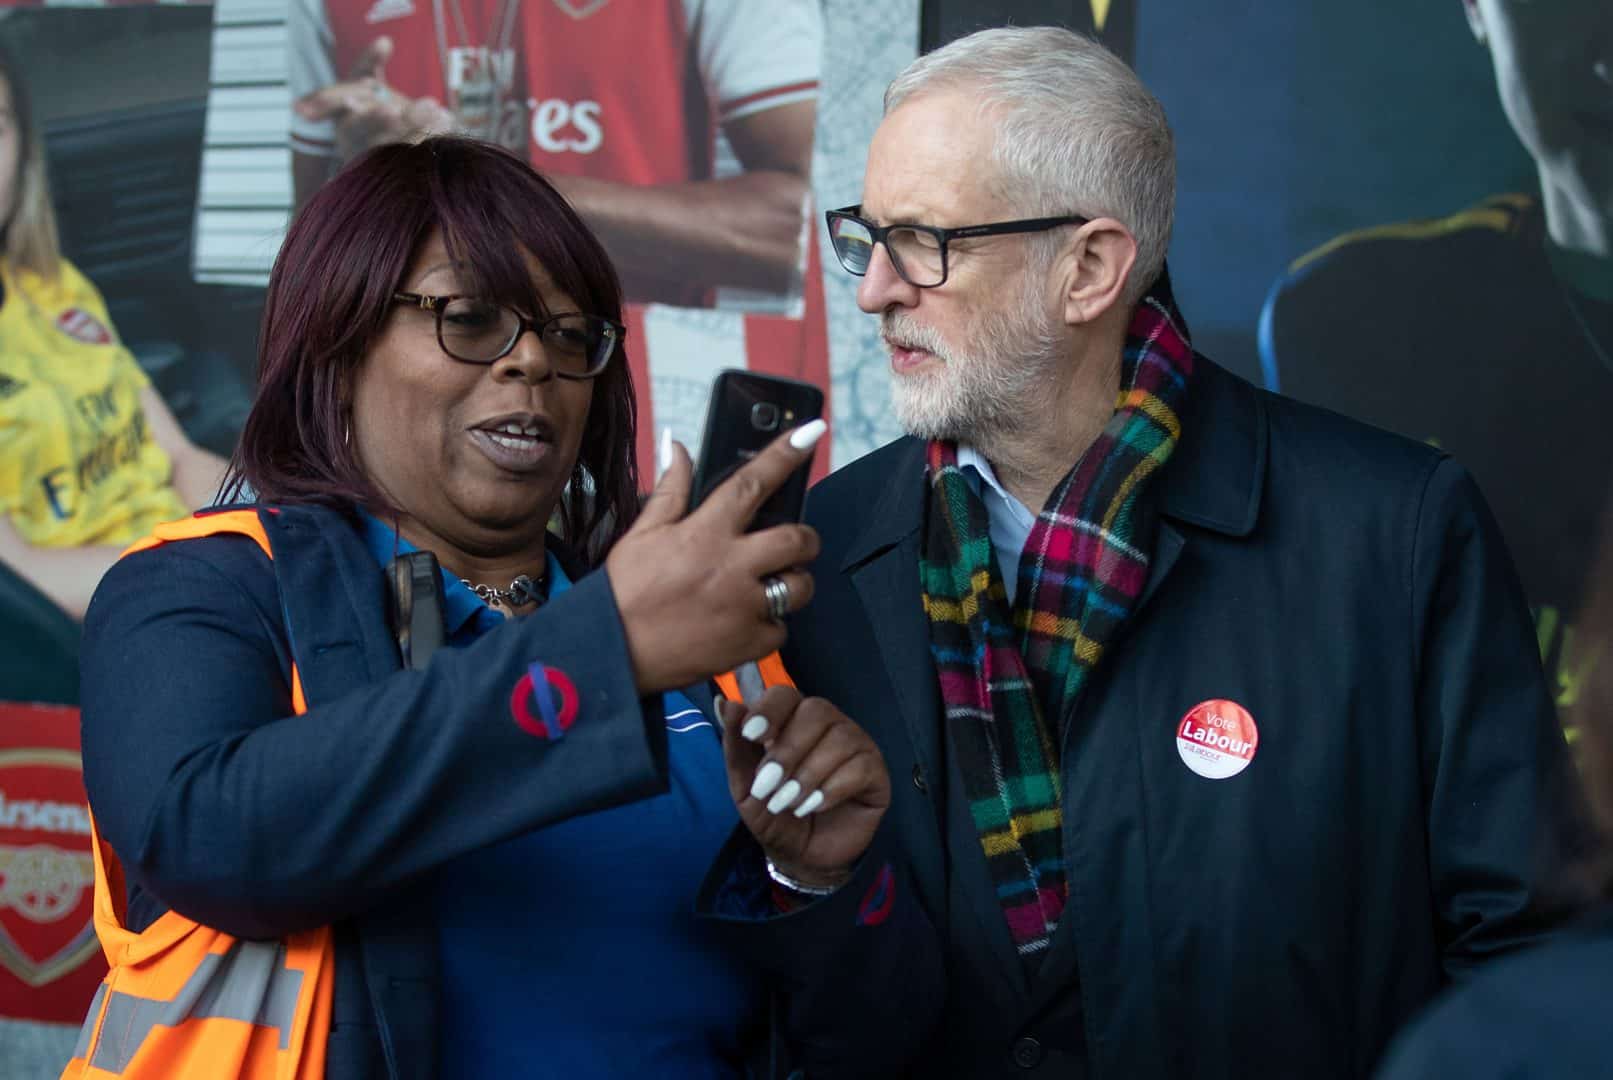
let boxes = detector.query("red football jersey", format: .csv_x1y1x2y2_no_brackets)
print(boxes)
291,0,819,190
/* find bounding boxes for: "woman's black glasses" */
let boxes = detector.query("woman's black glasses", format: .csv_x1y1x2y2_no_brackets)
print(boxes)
393,293,623,378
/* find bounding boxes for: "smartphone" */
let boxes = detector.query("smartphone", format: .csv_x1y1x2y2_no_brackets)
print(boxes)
691,370,825,531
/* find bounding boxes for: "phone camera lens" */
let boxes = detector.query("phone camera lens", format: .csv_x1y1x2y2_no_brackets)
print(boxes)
751,402,781,431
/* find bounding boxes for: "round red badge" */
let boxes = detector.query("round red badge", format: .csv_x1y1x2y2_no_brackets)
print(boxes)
1175,699,1258,780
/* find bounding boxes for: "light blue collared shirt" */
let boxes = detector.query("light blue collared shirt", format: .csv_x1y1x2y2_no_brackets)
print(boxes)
956,444,1038,603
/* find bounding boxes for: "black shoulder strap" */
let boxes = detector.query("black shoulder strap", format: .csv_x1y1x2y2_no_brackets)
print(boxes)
386,551,447,670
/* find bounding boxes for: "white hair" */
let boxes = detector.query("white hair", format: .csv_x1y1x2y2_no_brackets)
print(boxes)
884,25,1175,305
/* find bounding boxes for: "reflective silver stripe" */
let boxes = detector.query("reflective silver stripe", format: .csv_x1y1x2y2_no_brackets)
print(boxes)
72,983,109,1062
86,941,305,1074
734,660,767,701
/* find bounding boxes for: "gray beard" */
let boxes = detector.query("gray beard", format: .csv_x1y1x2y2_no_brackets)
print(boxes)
886,303,1064,447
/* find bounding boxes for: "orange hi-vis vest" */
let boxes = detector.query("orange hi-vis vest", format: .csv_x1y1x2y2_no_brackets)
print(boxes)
63,510,332,1079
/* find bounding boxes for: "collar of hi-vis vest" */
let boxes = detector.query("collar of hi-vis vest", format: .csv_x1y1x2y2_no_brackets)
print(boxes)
918,272,1195,961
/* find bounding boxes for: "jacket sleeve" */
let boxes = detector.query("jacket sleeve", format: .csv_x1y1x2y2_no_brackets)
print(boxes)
696,818,946,1078
1411,458,1590,976
79,539,667,940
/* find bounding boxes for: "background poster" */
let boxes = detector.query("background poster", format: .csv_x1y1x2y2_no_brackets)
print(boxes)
1,0,1604,1073
1141,1,1609,733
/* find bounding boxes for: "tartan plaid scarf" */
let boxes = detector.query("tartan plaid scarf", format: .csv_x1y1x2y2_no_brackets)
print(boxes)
918,279,1194,958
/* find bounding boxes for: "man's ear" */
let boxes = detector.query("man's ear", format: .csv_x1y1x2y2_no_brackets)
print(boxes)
1463,0,1487,46
1058,218,1138,327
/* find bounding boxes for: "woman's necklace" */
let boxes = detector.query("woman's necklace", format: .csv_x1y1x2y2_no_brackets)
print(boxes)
460,572,546,608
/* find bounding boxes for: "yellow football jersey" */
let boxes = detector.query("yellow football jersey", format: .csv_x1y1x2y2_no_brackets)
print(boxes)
0,257,188,547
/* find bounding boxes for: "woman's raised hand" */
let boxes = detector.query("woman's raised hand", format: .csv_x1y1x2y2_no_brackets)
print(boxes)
605,422,825,694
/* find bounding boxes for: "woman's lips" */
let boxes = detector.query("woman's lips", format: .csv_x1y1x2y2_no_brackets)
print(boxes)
468,427,553,472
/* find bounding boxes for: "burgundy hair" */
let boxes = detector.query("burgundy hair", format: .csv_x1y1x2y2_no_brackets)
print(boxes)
225,136,639,560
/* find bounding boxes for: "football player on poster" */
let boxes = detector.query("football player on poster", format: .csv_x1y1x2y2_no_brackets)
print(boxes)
287,0,822,311
1260,0,1612,732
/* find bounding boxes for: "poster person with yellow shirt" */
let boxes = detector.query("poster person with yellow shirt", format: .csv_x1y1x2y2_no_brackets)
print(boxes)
0,46,226,621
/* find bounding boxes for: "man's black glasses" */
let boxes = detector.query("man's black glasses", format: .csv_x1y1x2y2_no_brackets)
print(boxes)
824,205,1089,288
393,292,623,378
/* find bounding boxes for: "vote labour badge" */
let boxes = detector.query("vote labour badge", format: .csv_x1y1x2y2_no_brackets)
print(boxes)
1175,699,1259,781
0,703,105,1022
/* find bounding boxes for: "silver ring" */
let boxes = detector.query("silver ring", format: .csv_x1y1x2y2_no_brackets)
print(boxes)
762,575,791,621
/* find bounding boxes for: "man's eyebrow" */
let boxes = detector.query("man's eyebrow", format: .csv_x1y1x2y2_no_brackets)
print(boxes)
865,208,940,228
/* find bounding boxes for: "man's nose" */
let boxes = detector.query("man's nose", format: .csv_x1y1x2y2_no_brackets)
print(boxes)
856,242,921,315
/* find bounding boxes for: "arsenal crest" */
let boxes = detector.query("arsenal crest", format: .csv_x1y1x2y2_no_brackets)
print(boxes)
550,0,611,18
0,704,105,1024
55,308,113,347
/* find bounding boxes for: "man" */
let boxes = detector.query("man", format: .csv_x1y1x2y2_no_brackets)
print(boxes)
1261,0,1613,734
287,0,821,309
762,25,1581,1078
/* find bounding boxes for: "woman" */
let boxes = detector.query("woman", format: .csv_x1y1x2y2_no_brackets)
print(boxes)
69,137,929,1079
1374,500,1613,1079
0,44,227,620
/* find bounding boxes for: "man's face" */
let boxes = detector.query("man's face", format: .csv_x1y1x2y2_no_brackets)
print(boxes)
857,89,1065,445
1468,0,1613,217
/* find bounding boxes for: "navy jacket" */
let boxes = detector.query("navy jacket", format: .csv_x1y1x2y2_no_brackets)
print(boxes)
78,503,937,1079
777,358,1584,1078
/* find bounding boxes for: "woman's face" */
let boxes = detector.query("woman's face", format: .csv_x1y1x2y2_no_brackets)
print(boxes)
0,77,20,229
349,228,597,559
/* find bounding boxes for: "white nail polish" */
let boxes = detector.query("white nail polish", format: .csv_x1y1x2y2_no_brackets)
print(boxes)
656,427,673,480
750,761,784,801
741,714,769,742
767,779,802,815
792,790,824,818
788,419,828,451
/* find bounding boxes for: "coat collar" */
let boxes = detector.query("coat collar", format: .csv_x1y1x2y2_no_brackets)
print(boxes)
841,356,1266,568
1154,356,1267,537
840,438,929,572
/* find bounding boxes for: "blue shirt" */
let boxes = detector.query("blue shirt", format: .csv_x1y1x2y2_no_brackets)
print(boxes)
356,516,760,1078
957,445,1038,603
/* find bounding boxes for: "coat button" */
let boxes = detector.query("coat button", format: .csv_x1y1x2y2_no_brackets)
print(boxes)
912,764,928,793
1012,1036,1043,1069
